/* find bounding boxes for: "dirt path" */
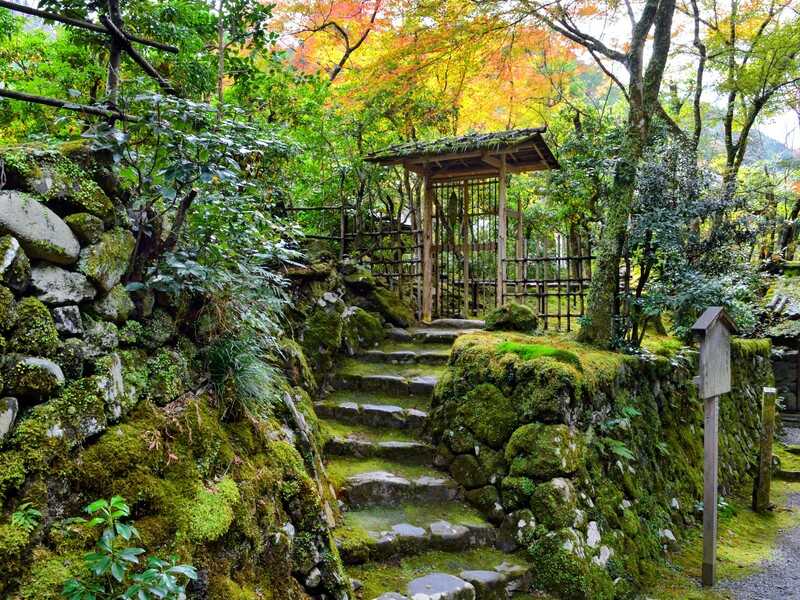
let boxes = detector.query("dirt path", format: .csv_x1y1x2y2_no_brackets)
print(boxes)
721,428,800,600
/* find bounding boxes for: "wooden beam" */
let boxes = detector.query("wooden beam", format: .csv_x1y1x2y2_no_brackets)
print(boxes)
497,155,507,307
0,87,139,121
516,193,525,288
480,153,503,169
429,162,550,181
422,176,434,322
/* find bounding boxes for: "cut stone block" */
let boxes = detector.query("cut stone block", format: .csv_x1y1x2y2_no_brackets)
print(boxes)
52,305,84,336
407,573,475,600
458,571,507,600
342,471,412,507
429,319,485,330
31,264,96,304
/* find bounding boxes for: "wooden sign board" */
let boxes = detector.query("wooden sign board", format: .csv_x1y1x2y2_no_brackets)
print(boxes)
692,307,738,399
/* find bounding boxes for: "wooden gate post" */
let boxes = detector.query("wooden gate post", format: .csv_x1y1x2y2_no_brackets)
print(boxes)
462,180,470,317
692,307,738,588
496,155,507,307
422,175,434,323
753,387,777,513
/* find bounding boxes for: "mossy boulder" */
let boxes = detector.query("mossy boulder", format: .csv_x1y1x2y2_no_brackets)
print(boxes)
83,318,119,358
341,306,384,354
368,287,414,327
146,348,191,406
0,191,80,265
528,528,615,600
450,454,489,489
78,228,135,292
455,383,518,449
6,357,65,399
485,302,538,332
140,308,176,349
500,475,536,511
30,264,96,305
301,304,344,381
505,423,585,479
8,297,60,358
530,477,577,529
92,284,134,324
0,145,115,222
279,338,317,393
179,477,240,542
512,358,576,423
464,485,504,523
64,212,104,245
0,235,31,293
342,264,377,292
56,337,86,380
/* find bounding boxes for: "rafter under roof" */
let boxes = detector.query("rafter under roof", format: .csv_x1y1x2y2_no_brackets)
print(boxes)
364,127,560,180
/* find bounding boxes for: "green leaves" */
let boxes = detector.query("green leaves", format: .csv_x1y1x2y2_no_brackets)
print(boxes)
10,501,42,533
63,496,196,600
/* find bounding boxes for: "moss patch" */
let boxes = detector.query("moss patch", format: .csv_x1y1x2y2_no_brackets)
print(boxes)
8,297,60,357
485,302,539,332
496,341,581,370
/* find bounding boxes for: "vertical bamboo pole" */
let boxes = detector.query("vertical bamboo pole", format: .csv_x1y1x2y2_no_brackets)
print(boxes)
422,174,434,323
497,156,507,307
463,180,470,317
753,387,777,512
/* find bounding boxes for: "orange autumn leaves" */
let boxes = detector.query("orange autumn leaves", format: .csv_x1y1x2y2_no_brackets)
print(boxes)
275,0,582,132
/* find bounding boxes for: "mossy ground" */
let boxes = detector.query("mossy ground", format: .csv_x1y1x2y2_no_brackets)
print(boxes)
642,477,800,599
348,548,530,598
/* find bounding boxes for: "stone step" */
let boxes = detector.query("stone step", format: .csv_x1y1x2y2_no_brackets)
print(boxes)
366,560,532,600
337,518,496,565
325,436,435,463
340,470,460,507
334,360,442,396
407,327,482,344
429,318,486,330
359,348,450,366
316,400,427,430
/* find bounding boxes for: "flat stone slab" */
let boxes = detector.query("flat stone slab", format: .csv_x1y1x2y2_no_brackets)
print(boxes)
387,327,413,342
315,400,428,430
409,376,438,395
376,594,408,600
458,571,507,600
342,471,412,507
429,319,485,330
326,437,434,462
407,573,475,600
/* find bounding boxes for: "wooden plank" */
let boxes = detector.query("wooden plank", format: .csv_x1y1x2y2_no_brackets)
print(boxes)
497,155,507,306
516,194,524,290
422,176,434,322
753,387,777,513
703,394,719,587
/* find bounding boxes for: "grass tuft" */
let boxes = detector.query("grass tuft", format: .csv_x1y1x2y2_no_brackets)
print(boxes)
496,341,582,370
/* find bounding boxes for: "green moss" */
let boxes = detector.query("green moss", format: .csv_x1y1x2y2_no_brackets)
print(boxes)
0,522,30,563
342,306,385,352
17,550,82,600
278,337,316,393
64,212,104,244
141,308,176,348
528,529,615,600
181,477,240,542
146,348,190,405
0,286,18,333
496,341,581,370
529,477,576,529
485,302,538,332
208,576,261,600
78,228,135,291
455,383,518,449
11,357,64,396
0,451,26,507
505,423,586,479
118,320,144,345
301,305,343,380
8,297,59,357
449,454,489,489
501,476,536,511
369,286,414,328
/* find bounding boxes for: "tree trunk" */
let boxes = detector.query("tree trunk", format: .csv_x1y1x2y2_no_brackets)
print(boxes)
216,0,225,120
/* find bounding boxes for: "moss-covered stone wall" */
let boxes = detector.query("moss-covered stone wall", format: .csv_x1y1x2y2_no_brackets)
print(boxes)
429,332,773,599
0,144,353,600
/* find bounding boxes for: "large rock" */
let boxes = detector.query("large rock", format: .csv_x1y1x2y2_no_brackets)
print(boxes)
78,228,135,291
0,191,80,265
505,423,585,479
6,356,65,398
8,297,60,357
0,397,18,441
407,573,475,600
92,284,134,324
0,285,16,332
30,264,97,304
0,235,31,292
484,303,538,333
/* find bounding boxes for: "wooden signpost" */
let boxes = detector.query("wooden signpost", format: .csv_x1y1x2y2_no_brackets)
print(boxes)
692,307,738,588
753,387,777,513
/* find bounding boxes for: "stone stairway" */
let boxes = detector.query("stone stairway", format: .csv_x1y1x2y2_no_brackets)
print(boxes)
318,319,534,600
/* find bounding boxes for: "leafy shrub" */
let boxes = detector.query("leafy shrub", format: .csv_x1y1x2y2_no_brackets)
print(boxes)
62,496,196,600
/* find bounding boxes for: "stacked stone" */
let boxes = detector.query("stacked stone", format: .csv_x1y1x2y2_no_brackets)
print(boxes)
0,147,137,444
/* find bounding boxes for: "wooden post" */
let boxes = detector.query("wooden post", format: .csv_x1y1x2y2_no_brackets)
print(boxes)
462,180,470,317
516,194,524,295
753,387,777,513
106,0,123,106
422,175,434,323
692,307,738,589
497,156,507,307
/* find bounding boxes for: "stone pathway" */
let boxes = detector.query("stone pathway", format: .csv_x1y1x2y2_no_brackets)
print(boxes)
318,319,533,600
721,491,800,600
